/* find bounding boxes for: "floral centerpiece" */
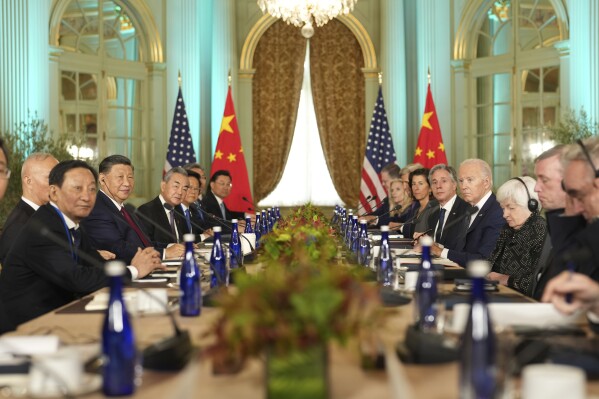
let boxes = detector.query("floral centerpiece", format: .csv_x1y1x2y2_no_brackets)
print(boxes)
207,204,381,398
259,203,338,267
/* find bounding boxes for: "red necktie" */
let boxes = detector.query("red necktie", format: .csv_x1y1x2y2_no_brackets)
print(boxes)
120,206,152,247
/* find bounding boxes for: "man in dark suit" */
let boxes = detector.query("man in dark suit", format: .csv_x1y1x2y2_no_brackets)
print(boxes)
178,170,212,242
0,138,13,333
81,155,183,264
202,170,245,229
138,167,189,245
531,145,586,299
426,164,471,251
0,153,58,264
0,160,164,327
431,159,504,267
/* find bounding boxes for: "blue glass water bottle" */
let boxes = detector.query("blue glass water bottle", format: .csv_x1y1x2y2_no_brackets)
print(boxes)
331,206,339,225
340,208,347,234
358,219,371,267
254,212,262,249
229,219,242,269
344,211,354,246
102,261,136,396
350,215,359,254
415,236,438,330
377,225,392,286
244,215,253,234
180,233,201,316
210,226,227,288
261,210,268,234
460,260,496,399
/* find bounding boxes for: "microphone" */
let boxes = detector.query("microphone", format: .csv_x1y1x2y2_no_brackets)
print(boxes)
368,205,401,225
194,206,256,253
362,199,384,217
389,202,434,231
37,224,193,371
356,195,377,214
241,196,255,212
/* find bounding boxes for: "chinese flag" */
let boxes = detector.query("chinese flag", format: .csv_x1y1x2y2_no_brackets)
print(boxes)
211,87,254,214
413,83,448,168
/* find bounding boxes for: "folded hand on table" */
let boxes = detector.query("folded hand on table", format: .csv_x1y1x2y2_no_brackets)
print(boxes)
131,247,166,278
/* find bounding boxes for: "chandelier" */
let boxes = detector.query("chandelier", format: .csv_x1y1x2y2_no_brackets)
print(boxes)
257,0,358,37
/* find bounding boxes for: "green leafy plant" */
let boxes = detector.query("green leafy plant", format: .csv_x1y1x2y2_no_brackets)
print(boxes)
548,108,599,144
207,204,381,363
0,113,89,224
260,203,339,267
209,262,380,359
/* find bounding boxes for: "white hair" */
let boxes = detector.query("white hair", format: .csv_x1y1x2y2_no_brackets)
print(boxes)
497,176,541,211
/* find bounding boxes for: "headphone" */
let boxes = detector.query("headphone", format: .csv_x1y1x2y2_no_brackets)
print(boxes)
511,177,539,213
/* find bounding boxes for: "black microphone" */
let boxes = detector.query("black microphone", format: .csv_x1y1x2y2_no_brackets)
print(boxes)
362,199,384,217
194,206,256,253
389,201,434,231
368,204,401,225
437,205,479,234
241,196,255,212
356,195,377,214
37,224,193,371
134,206,178,244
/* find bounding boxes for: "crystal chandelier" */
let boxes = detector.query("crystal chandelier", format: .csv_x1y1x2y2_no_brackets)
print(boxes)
257,0,358,37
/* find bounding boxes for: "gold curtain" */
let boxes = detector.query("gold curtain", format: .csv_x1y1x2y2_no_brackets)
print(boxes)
310,19,365,206
252,21,307,202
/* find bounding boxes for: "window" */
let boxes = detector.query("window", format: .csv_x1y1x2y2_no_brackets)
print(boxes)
57,0,150,196
465,0,564,183
258,44,342,207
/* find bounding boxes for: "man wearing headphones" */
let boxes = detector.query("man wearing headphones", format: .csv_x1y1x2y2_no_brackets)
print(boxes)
485,176,547,297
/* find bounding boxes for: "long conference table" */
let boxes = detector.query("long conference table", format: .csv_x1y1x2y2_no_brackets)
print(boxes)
5,257,599,398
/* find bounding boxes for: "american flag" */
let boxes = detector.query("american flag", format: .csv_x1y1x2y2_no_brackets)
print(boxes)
359,86,397,213
164,87,197,174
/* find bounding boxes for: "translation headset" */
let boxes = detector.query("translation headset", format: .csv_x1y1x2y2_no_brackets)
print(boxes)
511,177,539,213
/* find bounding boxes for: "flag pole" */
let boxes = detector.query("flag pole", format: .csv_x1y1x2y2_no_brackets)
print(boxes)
427,67,431,85
228,69,232,87
178,70,182,87
378,71,383,86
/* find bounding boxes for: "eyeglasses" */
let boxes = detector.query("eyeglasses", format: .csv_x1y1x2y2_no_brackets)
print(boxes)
215,182,232,188
0,168,11,180
576,139,599,178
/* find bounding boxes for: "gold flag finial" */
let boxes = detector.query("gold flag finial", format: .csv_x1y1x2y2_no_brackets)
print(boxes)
427,67,431,85
378,72,383,86
178,70,182,87
228,69,232,87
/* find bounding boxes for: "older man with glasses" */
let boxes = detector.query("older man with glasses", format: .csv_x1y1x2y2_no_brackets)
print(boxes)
554,137,599,283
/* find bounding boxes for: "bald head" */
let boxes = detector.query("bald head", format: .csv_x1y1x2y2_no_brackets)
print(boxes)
22,153,59,206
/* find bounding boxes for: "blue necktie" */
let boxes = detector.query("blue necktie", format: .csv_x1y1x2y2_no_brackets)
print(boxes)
184,208,192,232
435,208,446,242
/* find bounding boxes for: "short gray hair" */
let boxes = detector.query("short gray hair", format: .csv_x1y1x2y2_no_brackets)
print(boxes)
429,164,457,183
496,176,540,210
22,153,57,178
460,158,493,184
534,144,566,164
163,166,188,182
562,136,599,171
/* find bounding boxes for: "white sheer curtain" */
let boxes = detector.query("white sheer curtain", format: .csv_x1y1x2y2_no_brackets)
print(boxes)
258,43,343,207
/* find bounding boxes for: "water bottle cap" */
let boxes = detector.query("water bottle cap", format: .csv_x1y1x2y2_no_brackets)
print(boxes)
420,236,433,246
183,233,195,242
380,225,389,232
231,219,238,223
213,226,222,232
105,260,126,276
468,260,491,277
